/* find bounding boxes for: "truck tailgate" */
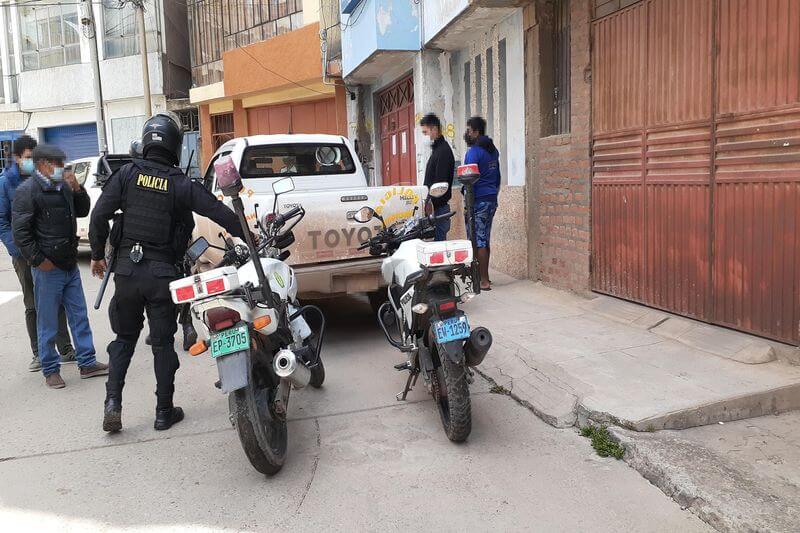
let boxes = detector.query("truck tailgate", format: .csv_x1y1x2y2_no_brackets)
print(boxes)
195,185,428,267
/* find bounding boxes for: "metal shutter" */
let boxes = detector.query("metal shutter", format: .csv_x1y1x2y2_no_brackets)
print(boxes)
43,123,99,162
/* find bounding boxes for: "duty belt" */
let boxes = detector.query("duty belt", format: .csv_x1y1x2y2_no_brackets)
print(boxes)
119,244,175,265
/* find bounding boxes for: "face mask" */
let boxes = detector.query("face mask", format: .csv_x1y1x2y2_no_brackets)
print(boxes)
20,158,34,176
50,167,64,181
423,137,435,147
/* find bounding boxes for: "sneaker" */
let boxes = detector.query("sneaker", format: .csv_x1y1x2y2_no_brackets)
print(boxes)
80,362,109,379
45,373,66,389
60,346,77,364
28,356,42,372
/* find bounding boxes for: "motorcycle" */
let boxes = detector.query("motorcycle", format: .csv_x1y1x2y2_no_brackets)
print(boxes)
353,167,493,442
169,159,325,475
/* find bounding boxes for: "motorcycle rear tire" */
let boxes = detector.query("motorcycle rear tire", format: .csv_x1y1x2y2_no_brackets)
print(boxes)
229,383,287,476
433,353,472,443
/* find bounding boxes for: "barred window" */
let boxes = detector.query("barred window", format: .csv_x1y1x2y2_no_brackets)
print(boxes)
103,0,159,59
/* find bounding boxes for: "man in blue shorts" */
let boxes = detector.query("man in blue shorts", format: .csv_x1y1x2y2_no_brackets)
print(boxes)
463,116,500,291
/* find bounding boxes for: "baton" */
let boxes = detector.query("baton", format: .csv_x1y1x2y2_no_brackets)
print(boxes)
93,251,116,310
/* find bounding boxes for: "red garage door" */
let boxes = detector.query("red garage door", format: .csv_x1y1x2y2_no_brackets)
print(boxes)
377,76,417,186
247,98,338,136
591,0,800,343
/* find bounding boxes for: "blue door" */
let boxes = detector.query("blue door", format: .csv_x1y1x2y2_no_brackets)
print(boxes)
43,123,99,162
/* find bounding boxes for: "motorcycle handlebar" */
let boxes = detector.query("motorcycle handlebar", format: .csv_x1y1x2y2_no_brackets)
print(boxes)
275,206,303,226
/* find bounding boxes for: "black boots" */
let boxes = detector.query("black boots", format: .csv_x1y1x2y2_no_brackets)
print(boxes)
182,323,198,351
154,406,184,431
103,397,122,433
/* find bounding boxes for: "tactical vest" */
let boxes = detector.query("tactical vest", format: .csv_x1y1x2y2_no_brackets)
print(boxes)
122,159,180,246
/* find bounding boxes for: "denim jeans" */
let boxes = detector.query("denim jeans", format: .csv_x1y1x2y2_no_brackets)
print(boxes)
433,204,451,241
32,266,97,376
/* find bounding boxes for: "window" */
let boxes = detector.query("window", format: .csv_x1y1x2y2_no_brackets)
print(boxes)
211,113,234,151
6,14,18,103
486,47,494,136
240,144,356,179
103,1,159,59
18,1,81,71
551,0,571,135
111,116,146,154
188,0,304,87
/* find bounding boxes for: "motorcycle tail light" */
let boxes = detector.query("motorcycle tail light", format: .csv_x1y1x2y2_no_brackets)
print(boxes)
454,248,470,263
438,301,457,313
429,252,445,265
205,307,241,332
205,277,227,295
174,285,195,303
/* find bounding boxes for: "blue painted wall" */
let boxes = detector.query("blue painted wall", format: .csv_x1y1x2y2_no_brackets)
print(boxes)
342,0,421,78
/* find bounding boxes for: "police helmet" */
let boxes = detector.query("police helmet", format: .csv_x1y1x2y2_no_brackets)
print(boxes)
129,139,143,158
141,111,184,161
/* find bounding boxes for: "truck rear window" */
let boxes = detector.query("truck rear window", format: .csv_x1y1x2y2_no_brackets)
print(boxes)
240,143,356,178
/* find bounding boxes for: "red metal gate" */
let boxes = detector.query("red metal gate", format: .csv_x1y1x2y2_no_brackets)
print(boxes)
591,0,800,344
377,76,417,186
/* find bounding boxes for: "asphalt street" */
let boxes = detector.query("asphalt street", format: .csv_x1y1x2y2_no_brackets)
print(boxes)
0,253,710,532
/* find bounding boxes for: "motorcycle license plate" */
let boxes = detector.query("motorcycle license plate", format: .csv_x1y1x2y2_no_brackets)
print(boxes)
210,325,250,359
433,315,471,344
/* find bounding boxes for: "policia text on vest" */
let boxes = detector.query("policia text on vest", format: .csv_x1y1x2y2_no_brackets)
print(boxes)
136,173,169,193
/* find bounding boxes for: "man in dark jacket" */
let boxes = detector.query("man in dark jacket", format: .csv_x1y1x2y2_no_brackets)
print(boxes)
464,116,501,290
0,135,75,371
12,144,108,389
420,113,455,241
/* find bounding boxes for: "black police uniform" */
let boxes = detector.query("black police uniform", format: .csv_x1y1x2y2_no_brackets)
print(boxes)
89,154,246,418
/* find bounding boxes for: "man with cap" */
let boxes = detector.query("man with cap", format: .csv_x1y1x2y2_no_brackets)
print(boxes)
0,135,77,372
11,144,108,389
90,112,248,433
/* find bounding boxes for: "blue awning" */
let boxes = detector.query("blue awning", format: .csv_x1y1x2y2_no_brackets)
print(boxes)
0,130,23,142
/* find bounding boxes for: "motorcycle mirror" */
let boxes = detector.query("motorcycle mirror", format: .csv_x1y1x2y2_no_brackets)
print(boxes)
272,176,295,196
186,236,210,262
214,155,243,197
354,206,376,223
429,182,450,198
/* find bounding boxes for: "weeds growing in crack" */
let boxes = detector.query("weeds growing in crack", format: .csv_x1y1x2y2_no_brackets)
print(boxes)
580,425,625,459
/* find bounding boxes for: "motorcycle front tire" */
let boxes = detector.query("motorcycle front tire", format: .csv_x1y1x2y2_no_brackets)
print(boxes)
229,382,288,476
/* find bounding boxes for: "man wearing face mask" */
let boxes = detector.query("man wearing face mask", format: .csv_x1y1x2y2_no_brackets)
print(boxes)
420,113,455,241
12,144,108,389
0,136,76,372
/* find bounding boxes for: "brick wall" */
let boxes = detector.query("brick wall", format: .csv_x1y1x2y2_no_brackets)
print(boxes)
527,0,592,293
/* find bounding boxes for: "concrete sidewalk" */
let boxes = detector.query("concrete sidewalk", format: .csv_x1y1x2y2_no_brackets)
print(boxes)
467,276,800,531
466,276,800,431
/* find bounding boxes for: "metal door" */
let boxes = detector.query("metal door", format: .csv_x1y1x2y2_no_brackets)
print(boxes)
43,123,99,162
377,76,416,186
247,98,338,136
591,0,800,343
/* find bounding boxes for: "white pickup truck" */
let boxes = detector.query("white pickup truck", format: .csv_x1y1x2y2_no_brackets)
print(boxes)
196,134,428,302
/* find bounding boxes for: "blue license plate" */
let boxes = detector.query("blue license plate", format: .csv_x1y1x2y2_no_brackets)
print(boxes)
434,315,471,343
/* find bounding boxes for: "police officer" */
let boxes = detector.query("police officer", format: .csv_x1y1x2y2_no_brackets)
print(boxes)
89,112,248,433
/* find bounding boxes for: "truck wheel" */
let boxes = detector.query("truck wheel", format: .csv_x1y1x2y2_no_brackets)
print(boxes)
431,348,472,443
229,382,287,476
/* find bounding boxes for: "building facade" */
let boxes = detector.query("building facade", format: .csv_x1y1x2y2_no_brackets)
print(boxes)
342,0,529,277
525,0,800,344
0,0,192,166
189,0,348,170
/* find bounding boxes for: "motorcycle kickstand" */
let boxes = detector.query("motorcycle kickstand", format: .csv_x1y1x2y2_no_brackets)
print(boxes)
396,368,420,401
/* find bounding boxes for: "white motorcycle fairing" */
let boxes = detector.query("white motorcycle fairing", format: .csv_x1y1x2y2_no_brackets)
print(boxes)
381,239,423,286
237,257,298,301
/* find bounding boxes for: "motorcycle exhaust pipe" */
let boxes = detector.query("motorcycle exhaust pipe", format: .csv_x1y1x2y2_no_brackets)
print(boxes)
464,327,492,367
273,349,311,389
